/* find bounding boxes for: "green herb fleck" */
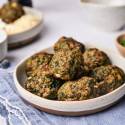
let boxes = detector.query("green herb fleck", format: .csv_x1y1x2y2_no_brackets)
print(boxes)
120,39,125,47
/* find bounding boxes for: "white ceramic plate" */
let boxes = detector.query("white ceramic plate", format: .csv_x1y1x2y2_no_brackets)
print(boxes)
0,7,43,48
14,44,125,116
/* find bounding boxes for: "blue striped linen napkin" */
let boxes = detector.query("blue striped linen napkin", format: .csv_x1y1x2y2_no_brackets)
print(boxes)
0,70,125,125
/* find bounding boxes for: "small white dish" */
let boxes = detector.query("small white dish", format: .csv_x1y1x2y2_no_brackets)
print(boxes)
81,0,125,31
0,30,8,62
14,44,125,116
0,7,43,48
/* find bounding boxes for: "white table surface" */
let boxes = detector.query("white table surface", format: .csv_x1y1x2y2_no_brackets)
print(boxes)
1,0,125,72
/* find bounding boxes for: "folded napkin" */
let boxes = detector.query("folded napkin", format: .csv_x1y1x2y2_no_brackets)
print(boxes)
0,71,125,125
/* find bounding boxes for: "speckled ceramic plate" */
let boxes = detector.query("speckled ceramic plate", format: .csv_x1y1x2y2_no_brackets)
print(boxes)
14,44,125,116
1,7,43,49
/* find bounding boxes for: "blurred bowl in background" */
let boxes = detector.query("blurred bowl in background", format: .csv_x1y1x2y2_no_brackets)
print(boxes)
116,34,125,57
81,0,125,31
0,30,8,62
7,7,44,49
0,6,44,49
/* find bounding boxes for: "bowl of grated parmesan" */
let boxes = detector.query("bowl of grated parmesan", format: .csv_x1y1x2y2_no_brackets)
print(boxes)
0,6,43,48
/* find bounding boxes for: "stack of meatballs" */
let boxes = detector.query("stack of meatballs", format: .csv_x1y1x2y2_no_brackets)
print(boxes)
25,36,125,101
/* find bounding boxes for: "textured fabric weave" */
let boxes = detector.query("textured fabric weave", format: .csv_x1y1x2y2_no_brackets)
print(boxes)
0,71,125,125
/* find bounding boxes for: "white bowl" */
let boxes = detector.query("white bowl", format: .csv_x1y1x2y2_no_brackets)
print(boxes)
81,0,125,31
0,7,43,48
0,30,8,62
14,45,125,116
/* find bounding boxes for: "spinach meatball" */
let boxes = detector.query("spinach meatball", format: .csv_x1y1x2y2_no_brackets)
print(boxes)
25,66,63,100
0,2,25,23
91,65,125,97
58,77,97,101
26,52,53,76
83,48,111,71
50,49,84,80
91,65,125,82
54,36,85,52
